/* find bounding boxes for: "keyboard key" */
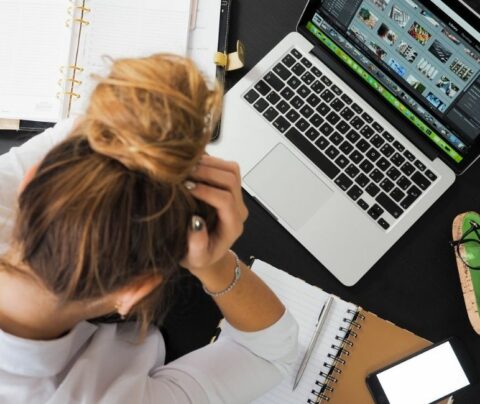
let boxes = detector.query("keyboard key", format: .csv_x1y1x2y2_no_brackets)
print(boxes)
300,105,314,118
401,194,417,210
255,80,271,96
326,145,340,159
351,116,365,130
272,116,291,133
287,76,301,89
264,72,284,92
253,98,269,113
371,134,385,148
263,107,279,122
357,139,370,153
414,160,426,171
311,66,322,77
277,100,290,113
362,112,373,123
360,159,374,173
404,150,415,162
306,127,320,141
407,185,422,198
352,103,363,114
281,55,296,68
285,128,340,179
335,173,353,191
330,132,343,145
280,87,295,100
366,148,380,162
335,154,349,169
320,122,334,136
312,80,326,94
331,98,345,112
339,141,354,155
266,91,281,105
355,173,370,187
376,157,391,171
347,185,363,201
380,144,395,157
347,129,360,144
372,122,383,133
397,175,411,191
306,94,321,107
382,131,394,142
301,71,315,85
317,102,331,115
297,84,311,98
301,57,312,68
369,168,384,183
336,120,350,134
326,111,341,125
331,84,342,96
350,150,363,164
425,169,437,181
345,164,360,179
320,89,335,102
393,141,405,152
368,204,384,220
341,94,352,104
358,199,369,210
315,136,329,150
292,63,306,76
386,167,401,181
295,118,309,132
400,162,415,176
391,153,405,167
378,218,390,230
366,183,380,197
273,62,293,80
286,109,300,123
376,192,403,218
310,113,324,127
321,76,332,86
290,95,304,109
380,178,394,193
411,172,431,190
390,188,405,203
291,49,302,59
360,126,375,139
340,107,355,121
244,89,260,103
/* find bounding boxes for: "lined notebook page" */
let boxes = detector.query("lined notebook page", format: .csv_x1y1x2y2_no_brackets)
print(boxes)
251,260,358,404
0,0,72,121
70,0,191,115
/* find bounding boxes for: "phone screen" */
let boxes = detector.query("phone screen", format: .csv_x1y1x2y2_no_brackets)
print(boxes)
376,341,469,404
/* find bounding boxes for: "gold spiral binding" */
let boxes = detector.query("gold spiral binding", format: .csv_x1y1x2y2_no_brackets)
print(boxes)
66,18,90,27
60,65,84,74
57,91,80,100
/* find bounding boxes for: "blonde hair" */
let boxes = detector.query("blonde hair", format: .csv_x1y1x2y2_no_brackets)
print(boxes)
3,54,221,334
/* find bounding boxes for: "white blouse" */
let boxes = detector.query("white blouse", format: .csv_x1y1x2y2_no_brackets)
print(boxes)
0,120,299,404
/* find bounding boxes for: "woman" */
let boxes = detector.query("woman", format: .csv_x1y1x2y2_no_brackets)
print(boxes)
0,54,298,403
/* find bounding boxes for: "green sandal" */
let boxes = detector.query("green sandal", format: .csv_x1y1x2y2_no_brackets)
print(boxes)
451,212,480,335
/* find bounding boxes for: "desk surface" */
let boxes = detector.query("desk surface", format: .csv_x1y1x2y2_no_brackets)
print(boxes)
1,1,480,402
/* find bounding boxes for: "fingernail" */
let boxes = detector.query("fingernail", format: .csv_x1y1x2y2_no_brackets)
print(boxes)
184,180,196,191
191,216,204,232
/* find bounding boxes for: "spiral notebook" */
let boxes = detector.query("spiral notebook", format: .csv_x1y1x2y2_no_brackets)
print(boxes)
0,0,192,123
249,260,449,404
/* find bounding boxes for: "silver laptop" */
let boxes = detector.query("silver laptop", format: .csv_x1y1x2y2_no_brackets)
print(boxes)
208,0,480,285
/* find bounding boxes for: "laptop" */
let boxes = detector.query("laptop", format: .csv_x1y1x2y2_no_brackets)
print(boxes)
208,0,480,286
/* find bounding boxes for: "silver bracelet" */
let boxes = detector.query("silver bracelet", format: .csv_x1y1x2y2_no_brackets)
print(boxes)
203,250,241,297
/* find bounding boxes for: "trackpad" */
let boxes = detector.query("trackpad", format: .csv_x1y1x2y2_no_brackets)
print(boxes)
244,144,333,230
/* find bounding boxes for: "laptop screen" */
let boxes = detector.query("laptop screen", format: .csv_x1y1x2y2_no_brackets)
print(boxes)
301,0,480,166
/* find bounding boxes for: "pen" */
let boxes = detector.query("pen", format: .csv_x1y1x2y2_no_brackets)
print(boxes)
293,295,334,391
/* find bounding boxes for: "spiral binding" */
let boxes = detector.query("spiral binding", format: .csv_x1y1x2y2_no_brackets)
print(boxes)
306,308,366,404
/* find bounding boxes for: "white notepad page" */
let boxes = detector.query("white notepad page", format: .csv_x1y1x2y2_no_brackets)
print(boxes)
70,0,191,115
251,260,358,404
0,0,73,122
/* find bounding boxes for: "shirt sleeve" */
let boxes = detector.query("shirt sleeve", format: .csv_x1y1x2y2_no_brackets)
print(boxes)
147,310,299,404
0,118,75,252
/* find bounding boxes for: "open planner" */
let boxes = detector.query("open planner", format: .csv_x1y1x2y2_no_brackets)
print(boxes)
249,260,449,404
0,0,193,123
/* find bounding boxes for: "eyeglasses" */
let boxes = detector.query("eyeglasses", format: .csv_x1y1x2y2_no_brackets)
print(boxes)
450,220,480,270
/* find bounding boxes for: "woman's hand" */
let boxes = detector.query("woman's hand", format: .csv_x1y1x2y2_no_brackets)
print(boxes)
180,155,248,277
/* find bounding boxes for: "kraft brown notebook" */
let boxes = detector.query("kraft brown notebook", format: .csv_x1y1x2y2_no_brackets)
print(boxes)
248,260,449,404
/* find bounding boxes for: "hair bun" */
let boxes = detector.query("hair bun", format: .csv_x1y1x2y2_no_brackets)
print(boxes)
78,54,222,184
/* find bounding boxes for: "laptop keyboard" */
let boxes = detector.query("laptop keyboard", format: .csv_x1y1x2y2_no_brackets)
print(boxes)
243,47,438,231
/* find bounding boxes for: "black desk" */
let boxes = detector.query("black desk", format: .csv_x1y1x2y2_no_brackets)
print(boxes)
1,1,480,402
